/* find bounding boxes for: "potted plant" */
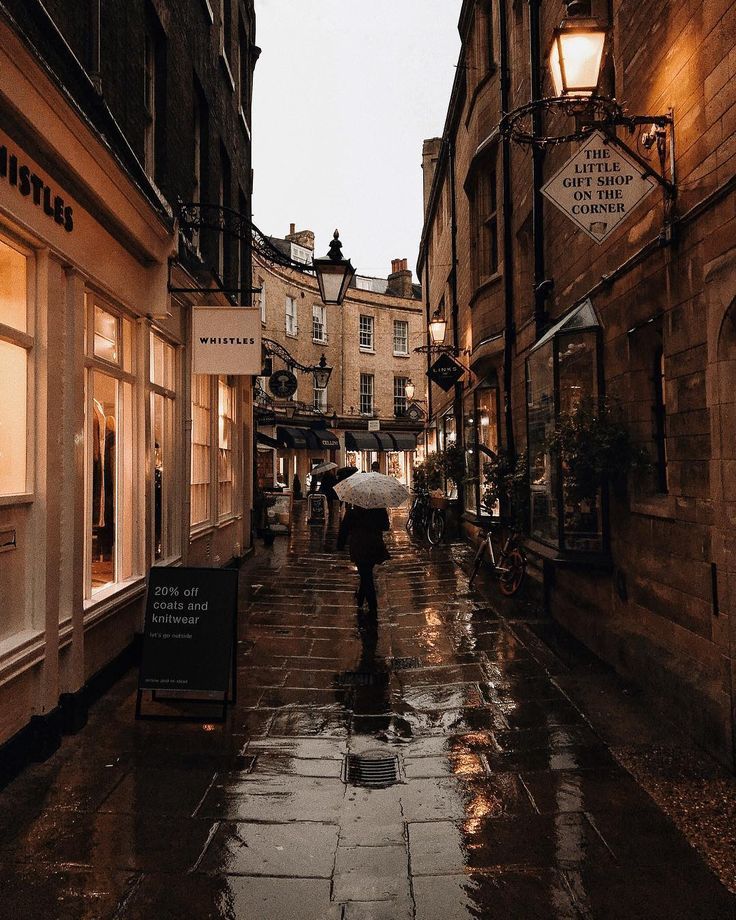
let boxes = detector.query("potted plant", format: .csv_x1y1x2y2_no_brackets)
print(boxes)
481,449,530,531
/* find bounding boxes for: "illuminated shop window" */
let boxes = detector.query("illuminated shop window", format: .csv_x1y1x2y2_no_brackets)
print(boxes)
85,296,136,597
150,333,177,561
218,375,236,518
190,374,212,526
526,300,603,552
0,238,30,497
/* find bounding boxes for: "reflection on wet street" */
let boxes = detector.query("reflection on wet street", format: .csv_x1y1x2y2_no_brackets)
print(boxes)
0,507,734,919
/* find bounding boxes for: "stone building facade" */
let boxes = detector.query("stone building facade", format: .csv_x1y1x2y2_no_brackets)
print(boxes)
254,228,424,489
0,0,257,776
419,0,736,767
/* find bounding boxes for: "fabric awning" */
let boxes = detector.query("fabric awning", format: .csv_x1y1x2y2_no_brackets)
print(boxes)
256,432,280,448
304,428,339,449
345,430,380,450
387,431,418,450
372,432,395,451
276,426,308,448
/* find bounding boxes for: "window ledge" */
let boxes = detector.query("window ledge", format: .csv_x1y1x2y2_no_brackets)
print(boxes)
0,492,33,507
217,513,242,528
0,628,46,684
628,494,676,520
359,347,376,354
524,537,613,571
220,52,236,92
312,338,328,345
393,352,410,358
83,577,147,628
190,523,216,541
469,273,503,308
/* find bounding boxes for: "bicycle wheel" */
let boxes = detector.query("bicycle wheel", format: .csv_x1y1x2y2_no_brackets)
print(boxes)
469,540,486,585
499,547,526,596
426,509,446,546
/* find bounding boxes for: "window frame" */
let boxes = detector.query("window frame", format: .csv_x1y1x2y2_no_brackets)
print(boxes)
149,330,180,564
393,319,409,356
312,303,327,343
359,373,374,416
0,233,35,504
393,376,408,417
285,295,297,337
217,374,238,522
313,381,327,413
359,314,374,351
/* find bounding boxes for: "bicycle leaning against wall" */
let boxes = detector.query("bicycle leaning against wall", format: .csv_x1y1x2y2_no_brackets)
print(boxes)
405,489,446,546
468,518,526,595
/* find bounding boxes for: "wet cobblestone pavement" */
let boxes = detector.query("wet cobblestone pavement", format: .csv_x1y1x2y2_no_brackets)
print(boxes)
1,508,735,919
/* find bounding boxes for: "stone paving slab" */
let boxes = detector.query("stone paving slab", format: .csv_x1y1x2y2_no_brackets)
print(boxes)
0,506,733,918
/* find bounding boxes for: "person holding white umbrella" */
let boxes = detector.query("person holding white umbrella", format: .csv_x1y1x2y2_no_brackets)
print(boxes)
335,472,409,624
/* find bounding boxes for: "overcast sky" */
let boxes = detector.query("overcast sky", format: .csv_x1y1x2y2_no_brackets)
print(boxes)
252,0,461,281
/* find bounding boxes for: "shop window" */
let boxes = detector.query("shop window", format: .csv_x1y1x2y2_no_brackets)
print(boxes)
463,394,478,514
360,373,374,416
393,319,408,355
442,412,457,499
394,377,408,417
150,333,177,561
218,376,236,518
285,296,297,336
359,315,374,350
312,304,327,343
387,451,407,484
85,296,136,598
526,300,603,553
313,382,327,412
0,238,30,496
191,375,212,526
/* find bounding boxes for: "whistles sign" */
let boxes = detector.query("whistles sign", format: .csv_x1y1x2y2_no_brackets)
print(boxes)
192,307,262,375
0,144,74,232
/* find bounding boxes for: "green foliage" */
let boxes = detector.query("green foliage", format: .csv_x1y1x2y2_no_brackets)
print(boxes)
482,449,529,530
413,444,465,493
544,398,650,505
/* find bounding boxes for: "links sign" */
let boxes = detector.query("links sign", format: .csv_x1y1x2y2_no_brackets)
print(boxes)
541,131,657,243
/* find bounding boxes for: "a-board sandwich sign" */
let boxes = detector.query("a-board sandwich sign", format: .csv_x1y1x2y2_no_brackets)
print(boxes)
139,566,238,695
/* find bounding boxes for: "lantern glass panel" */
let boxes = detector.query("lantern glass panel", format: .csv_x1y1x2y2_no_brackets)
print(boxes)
552,27,606,96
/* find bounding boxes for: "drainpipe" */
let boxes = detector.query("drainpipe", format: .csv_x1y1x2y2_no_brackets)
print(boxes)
424,259,433,425
448,137,464,506
500,0,516,458
529,0,548,339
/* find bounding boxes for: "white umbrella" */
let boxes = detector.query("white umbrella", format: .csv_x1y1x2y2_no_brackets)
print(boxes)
310,461,338,477
333,471,410,509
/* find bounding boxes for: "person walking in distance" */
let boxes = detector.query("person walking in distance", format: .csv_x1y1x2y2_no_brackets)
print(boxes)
370,460,380,472
337,504,390,623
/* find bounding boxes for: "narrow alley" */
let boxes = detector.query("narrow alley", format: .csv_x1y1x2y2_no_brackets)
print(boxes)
0,510,733,919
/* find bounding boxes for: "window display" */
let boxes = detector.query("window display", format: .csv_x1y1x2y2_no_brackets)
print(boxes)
218,376,235,518
191,375,211,526
0,239,29,496
86,296,136,596
150,333,177,560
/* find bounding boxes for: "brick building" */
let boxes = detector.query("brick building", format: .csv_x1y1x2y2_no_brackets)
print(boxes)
418,0,736,767
0,0,257,772
253,226,425,491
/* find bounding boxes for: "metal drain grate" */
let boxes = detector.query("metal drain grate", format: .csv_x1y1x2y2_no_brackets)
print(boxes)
389,656,423,670
343,750,401,788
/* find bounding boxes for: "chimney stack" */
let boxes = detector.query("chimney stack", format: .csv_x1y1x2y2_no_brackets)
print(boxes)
285,224,315,251
387,258,413,299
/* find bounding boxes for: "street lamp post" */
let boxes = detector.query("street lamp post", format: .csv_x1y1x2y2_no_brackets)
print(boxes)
313,230,355,306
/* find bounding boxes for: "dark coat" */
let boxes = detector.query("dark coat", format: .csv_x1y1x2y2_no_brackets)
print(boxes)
318,471,338,501
337,507,390,566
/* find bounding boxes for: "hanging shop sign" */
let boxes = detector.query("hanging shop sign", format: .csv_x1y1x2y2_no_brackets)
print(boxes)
541,130,657,243
268,369,298,398
428,353,464,392
192,307,262,375
138,566,238,696
404,402,425,422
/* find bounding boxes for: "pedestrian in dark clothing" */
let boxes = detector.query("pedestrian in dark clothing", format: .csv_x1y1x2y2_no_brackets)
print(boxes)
337,506,390,617
319,470,338,503
370,461,380,472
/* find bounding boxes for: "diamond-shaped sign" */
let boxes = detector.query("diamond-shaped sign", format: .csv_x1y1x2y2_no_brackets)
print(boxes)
541,131,657,243
404,401,425,422
427,353,464,392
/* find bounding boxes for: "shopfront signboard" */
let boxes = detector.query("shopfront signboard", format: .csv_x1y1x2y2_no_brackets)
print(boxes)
405,402,425,421
541,131,657,243
367,419,380,431
427,353,464,392
192,307,262,375
268,369,298,398
137,566,238,720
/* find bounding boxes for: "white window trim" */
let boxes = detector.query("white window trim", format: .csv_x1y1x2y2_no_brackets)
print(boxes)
393,320,409,356
217,375,239,523
312,304,327,344
285,296,298,337
359,315,375,352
